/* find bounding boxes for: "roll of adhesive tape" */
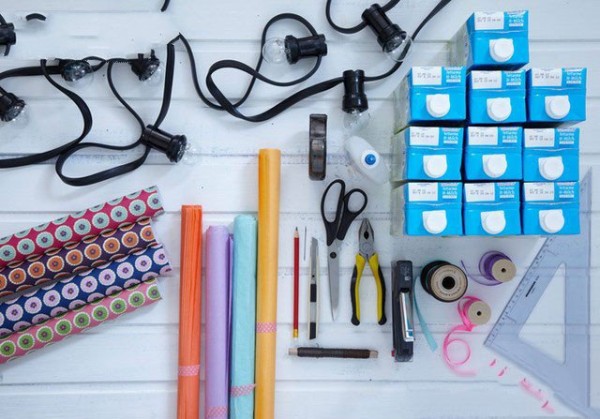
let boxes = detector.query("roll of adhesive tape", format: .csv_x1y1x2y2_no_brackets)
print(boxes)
422,210,447,235
539,156,564,181
545,95,571,120
344,136,389,184
420,261,468,303
423,155,447,179
482,154,508,178
487,98,512,122
481,210,506,235
489,38,514,63
465,300,492,326
426,94,451,118
539,209,565,234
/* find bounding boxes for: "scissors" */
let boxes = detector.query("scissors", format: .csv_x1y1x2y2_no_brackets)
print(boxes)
320,179,368,320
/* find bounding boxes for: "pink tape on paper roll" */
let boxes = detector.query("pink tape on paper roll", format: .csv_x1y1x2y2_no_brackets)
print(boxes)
0,186,164,269
0,279,162,365
442,296,491,377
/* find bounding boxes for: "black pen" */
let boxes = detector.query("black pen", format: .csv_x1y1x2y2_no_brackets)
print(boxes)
289,347,378,359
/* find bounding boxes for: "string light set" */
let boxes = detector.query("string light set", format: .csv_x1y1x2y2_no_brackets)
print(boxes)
0,1,452,185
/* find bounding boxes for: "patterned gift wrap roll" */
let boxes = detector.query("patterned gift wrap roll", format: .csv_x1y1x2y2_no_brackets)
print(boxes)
0,244,171,337
0,279,162,365
0,186,164,269
0,218,158,298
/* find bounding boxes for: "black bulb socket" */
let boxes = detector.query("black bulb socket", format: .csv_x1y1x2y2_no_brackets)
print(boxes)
58,59,93,82
141,125,187,163
0,87,25,122
284,34,328,64
129,50,161,81
361,3,406,52
0,22,16,48
342,70,368,113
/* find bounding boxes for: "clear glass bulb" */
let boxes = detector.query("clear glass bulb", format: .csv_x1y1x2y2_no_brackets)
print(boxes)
62,61,94,88
182,139,201,165
262,37,288,64
343,109,371,135
384,34,413,62
142,63,164,87
0,104,28,129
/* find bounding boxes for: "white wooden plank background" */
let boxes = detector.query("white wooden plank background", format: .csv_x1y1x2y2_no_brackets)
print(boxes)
0,0,598,418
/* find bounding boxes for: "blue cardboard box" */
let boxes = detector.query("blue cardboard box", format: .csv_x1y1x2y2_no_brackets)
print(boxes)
468,70,527,124
523,128,579,181
392,127,463,181
391,182,463,236
394,66,467,130
527,68,587,123
522,182,580,235
463,182,521,236
464,126,522,181
450,10,529,70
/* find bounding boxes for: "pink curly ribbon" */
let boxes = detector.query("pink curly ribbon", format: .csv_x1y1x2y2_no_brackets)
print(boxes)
178,364,200,377
206,406,228,418
442,296,487,377
256,322,277,334
230,383,256,398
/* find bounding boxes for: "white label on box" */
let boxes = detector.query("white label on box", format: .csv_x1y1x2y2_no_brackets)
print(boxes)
525,129,556,148
469,127,499,145
408,183,438,202
412,67,442,86
471,71,502,89
465,183,496,202
531,69,563,87
474,12,505,30
410,127,440,146
525,183,555,201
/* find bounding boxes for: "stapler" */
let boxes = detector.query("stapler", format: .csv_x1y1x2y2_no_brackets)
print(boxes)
392,260,414,362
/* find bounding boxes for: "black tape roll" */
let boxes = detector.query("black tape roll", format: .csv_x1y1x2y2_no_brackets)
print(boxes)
420,260,467,303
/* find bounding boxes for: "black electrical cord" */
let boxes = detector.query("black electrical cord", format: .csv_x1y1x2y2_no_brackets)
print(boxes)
202,0,452,122
0,60,98,168
161,0,171,12
169,13,324,112
55,44,177,186
325,0,400,34
0,13,16,56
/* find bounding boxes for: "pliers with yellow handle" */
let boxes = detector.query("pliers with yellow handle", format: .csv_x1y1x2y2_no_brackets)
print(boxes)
350,218,387,326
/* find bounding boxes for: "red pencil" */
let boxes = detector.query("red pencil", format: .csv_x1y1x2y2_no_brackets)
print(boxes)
293,227,299,339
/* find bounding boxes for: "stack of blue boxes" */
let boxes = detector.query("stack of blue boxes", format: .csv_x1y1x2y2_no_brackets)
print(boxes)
391,10,586,237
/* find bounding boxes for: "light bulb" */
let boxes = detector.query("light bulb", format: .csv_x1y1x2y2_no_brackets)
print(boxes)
362,4,413,62
262,37,288,64
59,60,94,88
129,50,163,86
182,139,201,165
343,109,371,133
384,33,413,62
0,87,26,124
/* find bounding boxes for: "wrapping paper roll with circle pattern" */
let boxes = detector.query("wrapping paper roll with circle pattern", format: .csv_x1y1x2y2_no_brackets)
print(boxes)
0,244,171,337
0,279,162,365
0,218,158,298
0,186,164,270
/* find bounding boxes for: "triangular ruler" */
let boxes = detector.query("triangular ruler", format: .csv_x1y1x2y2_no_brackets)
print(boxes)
484,171,596,418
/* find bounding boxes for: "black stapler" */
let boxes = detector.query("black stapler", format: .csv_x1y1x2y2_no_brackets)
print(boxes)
392,260,414,362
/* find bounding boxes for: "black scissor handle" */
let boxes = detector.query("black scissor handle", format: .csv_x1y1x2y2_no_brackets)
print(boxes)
335,188,368,241
321,179,346,246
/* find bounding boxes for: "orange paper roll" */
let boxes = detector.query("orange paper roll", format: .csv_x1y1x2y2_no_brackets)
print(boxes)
177,205,203,419
254,149,281,419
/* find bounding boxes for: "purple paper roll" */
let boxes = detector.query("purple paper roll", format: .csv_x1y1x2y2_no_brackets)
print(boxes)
205,226,231,419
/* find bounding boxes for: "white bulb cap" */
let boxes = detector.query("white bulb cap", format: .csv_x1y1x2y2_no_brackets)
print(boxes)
545,95,571,119
423,155,447,179
482,154,508,178
487,98,512,122
481,211,506,235
539,156,564,181
539,209,565,234
426,94,451,118
344,136,389,184
489,38,515,63
422,210,447,235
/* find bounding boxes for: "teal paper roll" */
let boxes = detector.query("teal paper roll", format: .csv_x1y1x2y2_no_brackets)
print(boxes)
229,215,258,418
